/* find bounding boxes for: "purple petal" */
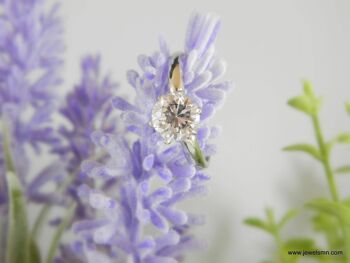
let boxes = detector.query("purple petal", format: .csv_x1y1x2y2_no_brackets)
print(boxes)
197,126,210,141
210,59,226,81
157,166,173,181
196,88,225,105
127,69,140,88
169,178,191,193
168,163,196,178
112,96,139,112
143,154,155,171
144,256,177,263
72,219,109,233
138,236,156,250
158,35,170,56
150,209,168,230
158,206,188,225
186,71,212,91
155,230,180,250
200,103,216,121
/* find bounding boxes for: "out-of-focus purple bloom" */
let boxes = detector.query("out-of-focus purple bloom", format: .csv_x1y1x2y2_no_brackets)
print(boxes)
69,13,232,263
54,55,119,173
60,55,119,218
24,55,119,210
0,0,64,207
38,55,120,262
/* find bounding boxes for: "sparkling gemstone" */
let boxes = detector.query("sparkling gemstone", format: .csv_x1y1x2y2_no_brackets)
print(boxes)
151,92,201,144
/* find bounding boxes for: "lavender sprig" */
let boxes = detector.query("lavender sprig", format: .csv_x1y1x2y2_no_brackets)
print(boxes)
0,0,64,207
42,55,120,263
69,12,232,263
0,0,64,262
55,55,119,174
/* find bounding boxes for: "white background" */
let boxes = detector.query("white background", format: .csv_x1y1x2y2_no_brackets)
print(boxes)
58,1,350,262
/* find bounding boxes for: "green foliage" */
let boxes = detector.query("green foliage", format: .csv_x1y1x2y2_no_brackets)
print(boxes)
279,209,299,228
5,171,30,263
332,133,350,145
346,102,350,115
2,122,40,263
5,172,40,263
312,213,343,249
328,133,350,151
247,82,350,263
335,166,350,174
306,199,350,225
29,237,41,263
287,81,322,116
244,208,298,235
245,208,315,263
284,238,315,250
283,143,321,161
244,217,271,232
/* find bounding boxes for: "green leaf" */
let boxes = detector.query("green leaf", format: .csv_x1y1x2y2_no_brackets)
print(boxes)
5,171,29,263
28,236,41,263
284,238,315,250
327,133,350,151
312,213,342,249
342,198,350,207
306,198,350,224
288,81,322,115
302,80,315,97
331,133,350,145
244,217,271,233
284,237,328,262
2,121,30,263
335,166,350,174
346,102,350,115
288,95,315,115
265,208,275,225
278,209,298,228
283,143,322,161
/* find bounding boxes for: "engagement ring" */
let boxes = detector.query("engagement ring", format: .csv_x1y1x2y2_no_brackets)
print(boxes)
151,55,208,168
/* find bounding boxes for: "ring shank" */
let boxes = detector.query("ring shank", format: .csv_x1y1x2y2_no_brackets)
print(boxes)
183,139,208,169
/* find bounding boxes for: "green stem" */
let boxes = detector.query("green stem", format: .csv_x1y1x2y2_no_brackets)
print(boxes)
1,121,30,263
311,114,350,262
266,209,287,263
343,226,350,263
274,230,287,263
2,121,16,174
45,203,76,263
31,204,51,240
311,115,339,202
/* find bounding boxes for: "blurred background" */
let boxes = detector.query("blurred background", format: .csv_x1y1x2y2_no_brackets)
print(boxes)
41,0,350,262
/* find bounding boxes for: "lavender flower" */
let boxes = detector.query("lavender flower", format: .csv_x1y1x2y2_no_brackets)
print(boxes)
25,55,119,211
0,0,63,208
70,12,232,263
52,55,119,217
55,55,119,173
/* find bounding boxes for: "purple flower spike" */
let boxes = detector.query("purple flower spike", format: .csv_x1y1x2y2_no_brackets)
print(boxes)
0,0,63,209
51,55,122,262
54,55,119,173
48,55,120,218
70,12,232,263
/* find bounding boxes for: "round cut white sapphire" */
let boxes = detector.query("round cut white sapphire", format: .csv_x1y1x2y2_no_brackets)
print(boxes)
151,92,201,144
